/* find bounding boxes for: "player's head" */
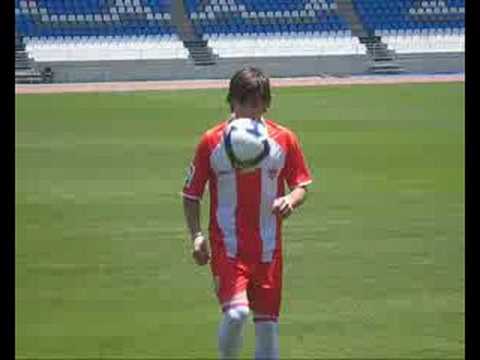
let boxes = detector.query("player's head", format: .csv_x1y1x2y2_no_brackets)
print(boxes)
227,67,271,119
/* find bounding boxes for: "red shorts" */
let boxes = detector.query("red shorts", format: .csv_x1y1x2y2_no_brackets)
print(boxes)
210,249,283,321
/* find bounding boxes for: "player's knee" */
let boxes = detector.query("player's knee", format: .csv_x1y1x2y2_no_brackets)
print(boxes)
225,306,250,323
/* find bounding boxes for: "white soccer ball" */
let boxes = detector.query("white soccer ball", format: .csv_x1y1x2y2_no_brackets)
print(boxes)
224,118,270,169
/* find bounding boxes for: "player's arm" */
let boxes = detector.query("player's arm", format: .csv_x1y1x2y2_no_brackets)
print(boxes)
272,131,312,219
181,133,211,266
183,197,202,239
272,185,308,219
183,197,209,266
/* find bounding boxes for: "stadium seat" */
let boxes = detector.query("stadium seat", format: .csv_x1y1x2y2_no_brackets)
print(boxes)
354,0,464,36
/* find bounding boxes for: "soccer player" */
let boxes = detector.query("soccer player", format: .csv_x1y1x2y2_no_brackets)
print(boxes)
181,67,312,359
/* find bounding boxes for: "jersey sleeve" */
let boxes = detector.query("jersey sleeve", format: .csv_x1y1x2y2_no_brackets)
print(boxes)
284,131,313,190
181,133,211,200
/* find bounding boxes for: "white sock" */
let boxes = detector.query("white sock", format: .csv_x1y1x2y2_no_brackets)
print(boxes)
255,321,279,360
218,306,250,359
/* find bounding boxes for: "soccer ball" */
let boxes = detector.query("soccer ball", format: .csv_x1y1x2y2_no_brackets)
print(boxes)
224,118,270,169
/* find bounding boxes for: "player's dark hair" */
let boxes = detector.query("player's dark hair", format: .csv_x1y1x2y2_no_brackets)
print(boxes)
227,67,271,112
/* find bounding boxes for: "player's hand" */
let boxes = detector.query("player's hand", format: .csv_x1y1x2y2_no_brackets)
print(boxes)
272,195,294,219
192,233,210,266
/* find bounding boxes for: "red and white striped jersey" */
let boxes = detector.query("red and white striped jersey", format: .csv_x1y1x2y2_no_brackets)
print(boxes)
182,118,312,263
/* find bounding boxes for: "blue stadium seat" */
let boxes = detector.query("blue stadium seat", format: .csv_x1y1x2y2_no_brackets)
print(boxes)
183,0,352,38
16,0,175,38
353,0,464,35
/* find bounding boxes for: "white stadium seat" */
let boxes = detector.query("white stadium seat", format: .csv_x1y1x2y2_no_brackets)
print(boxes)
208,34,367,58
26,36,189,61
382,32,464,54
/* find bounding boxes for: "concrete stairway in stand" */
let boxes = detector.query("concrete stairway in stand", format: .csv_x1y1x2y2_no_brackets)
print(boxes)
170,1,217,66
335,0,404,73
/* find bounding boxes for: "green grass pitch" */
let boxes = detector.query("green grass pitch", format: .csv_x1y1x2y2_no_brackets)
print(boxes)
15,82,464,359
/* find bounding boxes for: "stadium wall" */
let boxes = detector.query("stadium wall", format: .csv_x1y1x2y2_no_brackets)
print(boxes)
35,55,369,83
395,52,464,74
36,52,463,83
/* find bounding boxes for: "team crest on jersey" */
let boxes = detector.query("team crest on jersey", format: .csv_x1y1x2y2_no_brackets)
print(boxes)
268,168,279,180
185,163,195,187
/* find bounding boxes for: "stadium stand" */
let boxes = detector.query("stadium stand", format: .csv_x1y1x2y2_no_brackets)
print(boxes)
184,0,367,57
354,0,465,53
16,0,189,63
14,0,464,83
15,32,44,83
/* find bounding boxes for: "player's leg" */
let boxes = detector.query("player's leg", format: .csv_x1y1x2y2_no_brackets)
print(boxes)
253,317,279,360
218,291,250,359
248,256,282,360
211,253,251,359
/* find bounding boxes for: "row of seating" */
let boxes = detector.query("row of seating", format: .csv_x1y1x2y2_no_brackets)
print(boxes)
195,22,348,35
185,0,337,12
208,35,367,57
17,5,172,17
190,16,345,27
17,0,171,12
15,26,177,37
357,0,462,4
23,33,179,43
24,35,188,61
190,4,338,17
354,0,464,33
374,27,464,36
203,29,353,40
16,13,172,22
383,34,464,53
366,20,464,30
